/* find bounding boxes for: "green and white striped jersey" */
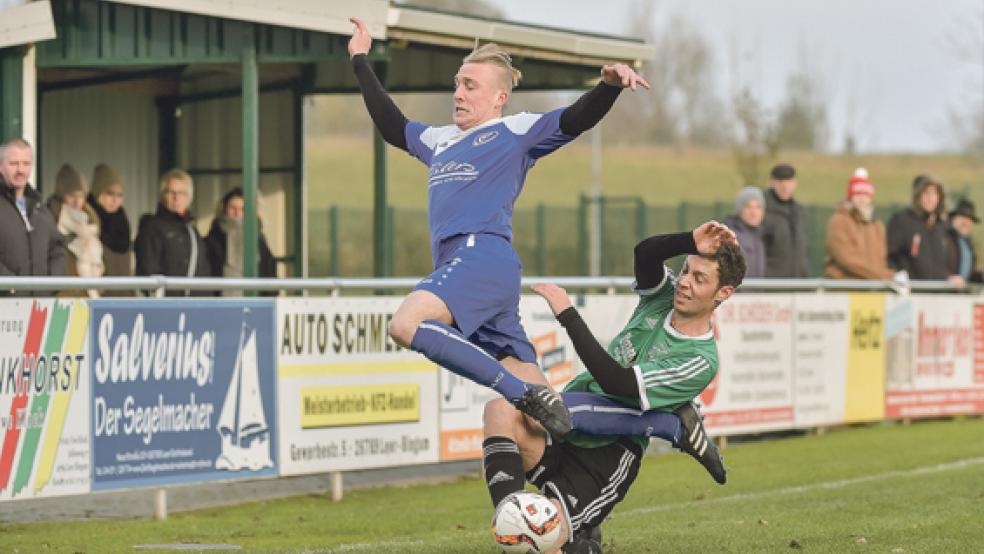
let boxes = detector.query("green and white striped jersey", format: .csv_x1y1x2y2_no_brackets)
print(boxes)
564,267,719,449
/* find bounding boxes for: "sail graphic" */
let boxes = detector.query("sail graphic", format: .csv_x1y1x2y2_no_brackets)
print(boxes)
215,319,272,471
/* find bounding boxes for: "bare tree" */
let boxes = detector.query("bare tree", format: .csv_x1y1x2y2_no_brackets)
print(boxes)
731,87,780,186
776,70,829,150
605,4,726,146
944,6,984,155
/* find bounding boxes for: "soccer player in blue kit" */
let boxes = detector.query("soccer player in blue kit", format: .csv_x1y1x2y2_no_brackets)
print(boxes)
348,18,651,438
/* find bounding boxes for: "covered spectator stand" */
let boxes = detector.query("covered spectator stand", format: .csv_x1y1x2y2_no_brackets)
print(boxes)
0,0,652,278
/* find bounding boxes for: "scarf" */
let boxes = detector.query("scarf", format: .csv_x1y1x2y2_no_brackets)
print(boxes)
88,193,131,253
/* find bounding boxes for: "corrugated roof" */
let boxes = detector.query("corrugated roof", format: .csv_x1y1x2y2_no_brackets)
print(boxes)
387,4,653,66
5,0,653,67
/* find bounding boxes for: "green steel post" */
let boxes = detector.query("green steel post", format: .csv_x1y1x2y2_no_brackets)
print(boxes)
241,35,259,286
0,48,24,141
599,196,607,274
329,205,338,276
578,195,588,275
292,82,305,277
373,60,389,278
386,205,395,276
536,203,546,276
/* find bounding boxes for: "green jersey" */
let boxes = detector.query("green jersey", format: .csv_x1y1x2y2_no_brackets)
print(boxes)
564,268,719,449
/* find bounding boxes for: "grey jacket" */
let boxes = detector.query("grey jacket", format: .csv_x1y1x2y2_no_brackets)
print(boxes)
762,188,810,278
723,215,766,278
0,180,66,285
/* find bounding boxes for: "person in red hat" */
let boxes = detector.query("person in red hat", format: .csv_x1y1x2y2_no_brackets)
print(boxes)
824,168,895,280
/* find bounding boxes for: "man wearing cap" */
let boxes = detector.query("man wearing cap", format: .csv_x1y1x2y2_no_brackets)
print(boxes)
945,198,982,284
824,168,894,280
886,175,961,284
0,138,65,288
723,186,766,278
762,163,810,278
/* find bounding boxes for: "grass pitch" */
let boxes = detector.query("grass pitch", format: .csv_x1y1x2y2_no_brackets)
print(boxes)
2,418,983,553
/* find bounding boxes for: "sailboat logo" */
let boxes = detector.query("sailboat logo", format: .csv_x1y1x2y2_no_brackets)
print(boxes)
215,318,273,471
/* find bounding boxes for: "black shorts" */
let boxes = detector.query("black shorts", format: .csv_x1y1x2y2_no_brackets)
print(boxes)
525,437,643,539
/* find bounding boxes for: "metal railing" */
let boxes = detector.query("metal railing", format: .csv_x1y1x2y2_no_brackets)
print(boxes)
0,275,966,297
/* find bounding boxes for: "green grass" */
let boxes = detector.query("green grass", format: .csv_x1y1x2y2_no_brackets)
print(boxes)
3,418,983,553
306,136,984,211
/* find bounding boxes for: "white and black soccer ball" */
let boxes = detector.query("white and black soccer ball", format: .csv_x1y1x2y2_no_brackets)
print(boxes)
492,491,564,553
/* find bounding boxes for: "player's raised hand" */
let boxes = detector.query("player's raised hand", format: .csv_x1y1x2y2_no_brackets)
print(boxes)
348,17,371,58
531,283,573,317
600,63,651,91
692,221,737,255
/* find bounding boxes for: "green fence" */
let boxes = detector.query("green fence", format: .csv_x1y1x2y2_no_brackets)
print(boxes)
309,198,909,278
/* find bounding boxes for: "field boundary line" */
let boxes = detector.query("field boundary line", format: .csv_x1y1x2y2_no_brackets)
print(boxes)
319,456,984,552
620,455,984,518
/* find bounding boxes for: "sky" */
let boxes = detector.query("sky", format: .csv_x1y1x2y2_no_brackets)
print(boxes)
492,0,984,153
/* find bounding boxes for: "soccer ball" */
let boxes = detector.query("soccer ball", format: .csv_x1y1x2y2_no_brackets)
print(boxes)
492,491,564,553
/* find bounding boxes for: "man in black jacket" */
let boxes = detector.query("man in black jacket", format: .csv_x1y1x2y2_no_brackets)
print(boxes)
134,168,211,295
762,163,810,277
0,139,65,291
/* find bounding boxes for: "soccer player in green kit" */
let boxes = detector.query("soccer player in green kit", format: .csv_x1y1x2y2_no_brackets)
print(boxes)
483,221,745,553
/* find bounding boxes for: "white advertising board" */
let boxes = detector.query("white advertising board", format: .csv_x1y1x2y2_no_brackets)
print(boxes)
277,298,440,474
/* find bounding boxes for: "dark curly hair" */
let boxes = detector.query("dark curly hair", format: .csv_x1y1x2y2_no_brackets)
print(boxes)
700,241,746,289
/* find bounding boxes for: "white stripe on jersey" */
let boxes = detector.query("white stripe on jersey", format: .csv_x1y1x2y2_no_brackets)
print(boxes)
642,355,706,377
502,112,546,135
418,125,457,150
643,360,710,388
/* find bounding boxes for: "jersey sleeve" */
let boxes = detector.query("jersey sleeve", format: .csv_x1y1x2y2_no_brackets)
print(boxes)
504,108,577,160
631,267,676,317
633,354,716,412
405,121,436,165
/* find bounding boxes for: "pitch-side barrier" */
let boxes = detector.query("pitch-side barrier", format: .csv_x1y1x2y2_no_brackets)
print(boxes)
0,276,977,518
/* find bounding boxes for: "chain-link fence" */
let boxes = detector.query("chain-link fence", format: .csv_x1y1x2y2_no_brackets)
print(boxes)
309,198,910,277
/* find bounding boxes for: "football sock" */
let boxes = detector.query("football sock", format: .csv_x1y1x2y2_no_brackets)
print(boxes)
483,437,526,508
562,391,681,443
411,320,528,401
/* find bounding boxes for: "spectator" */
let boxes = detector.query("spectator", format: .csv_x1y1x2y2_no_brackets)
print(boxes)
135,169,211,295
205,187,278,296
823,168,893,280
723,186,766,278
88,163,133,278
886,175,961,283
46,164,104,293
945,198,982,284
0,139,65,288
762,163,810,277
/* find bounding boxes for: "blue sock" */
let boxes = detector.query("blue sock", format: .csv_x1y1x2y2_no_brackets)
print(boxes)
562,392,681,443
410,320,529,401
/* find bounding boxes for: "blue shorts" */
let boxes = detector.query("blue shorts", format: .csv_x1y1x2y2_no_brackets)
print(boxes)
414,233,536,363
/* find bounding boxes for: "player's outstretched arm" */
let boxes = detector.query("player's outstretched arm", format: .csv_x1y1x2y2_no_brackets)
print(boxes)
531,284,640,399
633,221,737,289
558,63,651,136
348,17,409,151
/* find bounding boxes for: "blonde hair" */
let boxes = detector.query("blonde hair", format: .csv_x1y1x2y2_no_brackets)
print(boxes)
159,168,194,201
463,43,522,92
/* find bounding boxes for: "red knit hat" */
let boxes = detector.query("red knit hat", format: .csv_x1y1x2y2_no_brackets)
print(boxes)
847,168,874,198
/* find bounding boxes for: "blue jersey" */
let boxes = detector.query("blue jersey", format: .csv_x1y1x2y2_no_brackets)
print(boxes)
405,109,575,262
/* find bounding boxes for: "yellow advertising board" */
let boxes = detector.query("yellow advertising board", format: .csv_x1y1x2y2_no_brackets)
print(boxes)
300,383,420,428
845,293,886,422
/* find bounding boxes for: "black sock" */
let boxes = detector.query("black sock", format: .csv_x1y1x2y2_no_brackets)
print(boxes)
483,437,525,508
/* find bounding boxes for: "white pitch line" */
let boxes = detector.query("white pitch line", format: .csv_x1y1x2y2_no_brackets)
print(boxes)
619,455,984,518
317,456,984,552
